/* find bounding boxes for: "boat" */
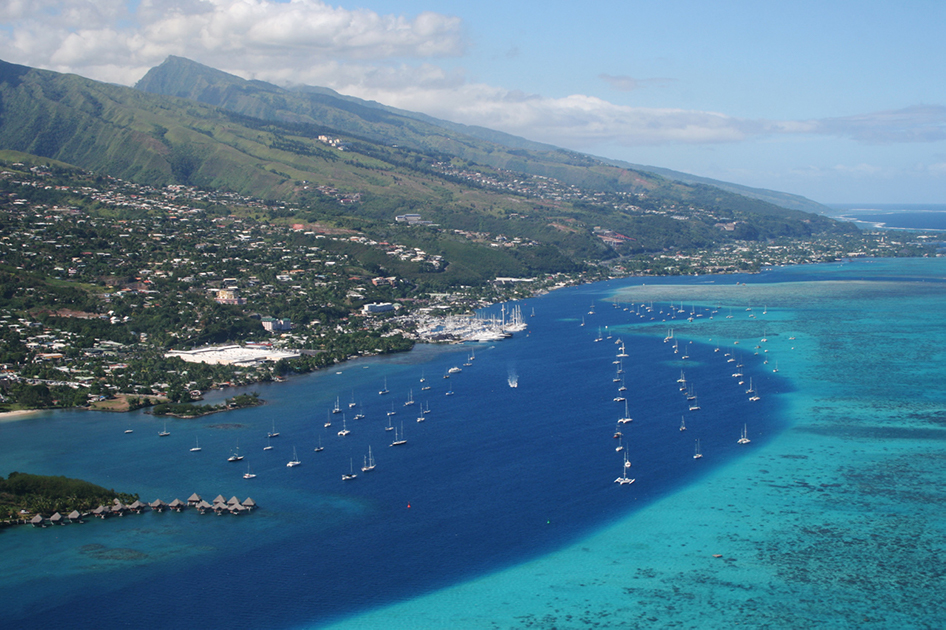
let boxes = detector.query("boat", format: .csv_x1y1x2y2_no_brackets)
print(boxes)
387,403,396,417
337,416,350,437
390,423,407,446
332,396,341,414
287,446,301,466
617,401,632,424
159,422,170,437
772,361,779,373
614,453,635,485
190,437,201,452
124,429,133,434
737,424,751,445
613,396,625,402
324,409,332,428
243,465,256,479
379,377,389,395
749,380,761,402
353,403,365,420
677,370,686,383
227,445,244,462
267,420,279,438
615,436,624,452
445,388,454,396
508,372,519,388
693,439,703,459
423,401,431,414
361,446,376,472
342,458,358,481
618,378,626,392
314,436,323,452
349,391,357,408
679,416,686,431
688,396,700,411
385,415,394,431
404,389,415,406
448,366,462,374
595,327,603,342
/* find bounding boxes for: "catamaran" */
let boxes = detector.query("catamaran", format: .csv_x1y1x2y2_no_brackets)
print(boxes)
679,416,686,431
337,415,350,437
342,458,358,481
618,400,633,424
287,446,301,467
737,424,751,445
693,439,703,459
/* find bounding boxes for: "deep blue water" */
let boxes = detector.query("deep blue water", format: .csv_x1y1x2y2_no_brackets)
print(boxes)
0,273,796,628
830,203,946,230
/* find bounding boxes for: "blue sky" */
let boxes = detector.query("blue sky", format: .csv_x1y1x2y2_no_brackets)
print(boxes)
1,0,944,204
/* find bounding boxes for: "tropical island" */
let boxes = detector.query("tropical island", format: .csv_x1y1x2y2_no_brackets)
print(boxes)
0,57,939,416
149,392,262,418
0,471,138,524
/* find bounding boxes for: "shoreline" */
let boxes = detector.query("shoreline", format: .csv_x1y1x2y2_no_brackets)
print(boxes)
0,409,44,423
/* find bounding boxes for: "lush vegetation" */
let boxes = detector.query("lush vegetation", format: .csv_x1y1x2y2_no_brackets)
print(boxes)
151,392,261,418
0,472,137,520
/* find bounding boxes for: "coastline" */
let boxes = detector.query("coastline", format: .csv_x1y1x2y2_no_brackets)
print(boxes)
0,409,44,423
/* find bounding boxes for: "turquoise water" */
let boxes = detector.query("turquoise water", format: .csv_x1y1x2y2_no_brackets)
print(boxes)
3,258,946,628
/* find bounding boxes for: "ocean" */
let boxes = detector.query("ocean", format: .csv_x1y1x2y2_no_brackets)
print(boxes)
1,257,945,628
830,203,946,230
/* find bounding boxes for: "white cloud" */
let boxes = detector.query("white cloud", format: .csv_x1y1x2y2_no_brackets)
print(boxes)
0,1,944,155
0,0,466,85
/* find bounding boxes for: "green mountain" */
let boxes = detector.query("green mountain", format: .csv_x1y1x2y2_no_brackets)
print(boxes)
0,56,856,281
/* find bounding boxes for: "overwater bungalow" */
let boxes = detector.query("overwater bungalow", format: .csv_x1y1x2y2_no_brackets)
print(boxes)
92,505,109,519
187,493,202,506
226,496,241,506
67,510,82,523
49,512,64,525
228,503,246,515
150,499,168,512
242,497,256,510
212,494,227,505
196,500,213,514
168,498,185,512
128,500,148,514
30,514,45,527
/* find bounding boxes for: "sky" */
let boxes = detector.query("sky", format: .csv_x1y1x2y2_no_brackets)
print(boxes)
1,0,945,204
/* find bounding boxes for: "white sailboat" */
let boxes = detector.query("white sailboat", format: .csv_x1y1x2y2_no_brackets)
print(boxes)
227,444,244,462
772,361,779,373
390,423,407,446
688,395,700,411
243,464,256,479
693,439,703,459
361,446,376,472
404,389,415,406
342,458,357,481
337,415,350,437
385,415,394,431
268,420,279,438
264,435,273,451
332,396,341,414
190,437,201,452
679,416,686,431
379,377,389,395
618,400,633,424
737,424,751,445
615,452,634,485
287,446,301,466
314,436,323,452
324,409,332,428
159,422,170,437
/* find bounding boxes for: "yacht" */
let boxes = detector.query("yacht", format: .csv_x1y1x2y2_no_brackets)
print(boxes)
190,437,201,452
337,416,350,437
693,439,703,459
314,436,323,452
361,446,376,472
379,377,389,395
158,422,170,437
287,446,302,467
342,458,358,481
243,465,256,479
737,424,751,445
267,420,279,438
617,401,633,424
390,423,407,446
679,416,686,431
